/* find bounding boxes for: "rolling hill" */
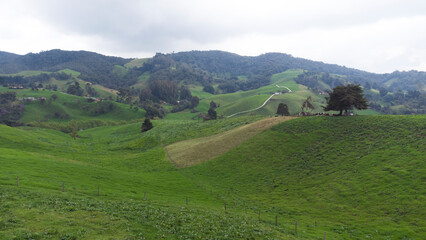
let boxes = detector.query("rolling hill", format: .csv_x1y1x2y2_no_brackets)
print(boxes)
0,115,424,239
1,49,424,117
0,86,144,125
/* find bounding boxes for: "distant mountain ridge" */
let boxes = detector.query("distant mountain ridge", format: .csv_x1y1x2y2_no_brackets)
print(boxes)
0,49,425,91
0,49,128,74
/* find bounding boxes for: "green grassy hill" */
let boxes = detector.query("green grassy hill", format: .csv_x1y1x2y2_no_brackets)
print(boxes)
1,69,118,98
0,87,144,124
1,116,293,239
0,115,424,239
182,115,425,239
184,69,380,119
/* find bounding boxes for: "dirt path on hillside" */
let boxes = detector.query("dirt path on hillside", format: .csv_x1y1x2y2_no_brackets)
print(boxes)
165,116,295,168
227,85,292,118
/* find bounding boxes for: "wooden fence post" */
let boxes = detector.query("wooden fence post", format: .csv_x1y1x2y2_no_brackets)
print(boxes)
295,220,298,234
275,215,278,226
17,176,19,187
323,232,326,240
144,192,146,201
224,201,227,211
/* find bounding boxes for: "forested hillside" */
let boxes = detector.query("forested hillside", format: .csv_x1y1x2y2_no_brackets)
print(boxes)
0,50,142,88
1,49,425,116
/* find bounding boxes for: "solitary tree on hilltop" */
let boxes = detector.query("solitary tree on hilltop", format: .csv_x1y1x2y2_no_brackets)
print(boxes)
323,84,368,115
276,103,290,116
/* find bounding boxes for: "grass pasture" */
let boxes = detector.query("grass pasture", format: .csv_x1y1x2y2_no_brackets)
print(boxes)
0,87,143,123
191,69,330,118
165,116,295,168
182,115,426,239
0,115,298,239
0,114,424,239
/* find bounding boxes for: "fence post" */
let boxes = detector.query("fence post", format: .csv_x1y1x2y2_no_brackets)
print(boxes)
224,201,227,211
295,220,298,234
17,176,19,187
323,232,326,240
275,215,278,226
144,192,146,201
186,196,188,205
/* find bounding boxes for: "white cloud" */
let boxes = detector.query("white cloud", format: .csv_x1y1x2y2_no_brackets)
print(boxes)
1,0,426,73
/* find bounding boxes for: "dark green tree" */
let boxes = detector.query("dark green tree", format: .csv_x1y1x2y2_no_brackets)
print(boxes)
0,92,24,126
67,82,83,96
85,83,97,97
117,88,131,103
141,118,154,132
203,85,215,94
323,84,368,115
207,107,217,120
190,96,199,109
276,103,290,116
301,96,315,114
179,85,192,101
139,87,154,103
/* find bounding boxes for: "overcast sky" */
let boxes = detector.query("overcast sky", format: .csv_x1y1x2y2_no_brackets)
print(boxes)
1,0,426,73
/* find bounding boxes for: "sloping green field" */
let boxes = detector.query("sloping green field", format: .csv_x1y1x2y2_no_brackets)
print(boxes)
191,69,331,117
0,87,143,123
1,116,291,239
0,115,424,239
182,115,426,239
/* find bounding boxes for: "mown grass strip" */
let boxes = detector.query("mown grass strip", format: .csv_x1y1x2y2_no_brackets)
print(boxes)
165,116,295,168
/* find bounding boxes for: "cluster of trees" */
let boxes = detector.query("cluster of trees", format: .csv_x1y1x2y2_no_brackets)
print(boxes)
368,89,425,114
67,82,84,96
0,50,140,89
137,81,200,118
0,92,25,126
85,83,97,97
0,72,72,88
